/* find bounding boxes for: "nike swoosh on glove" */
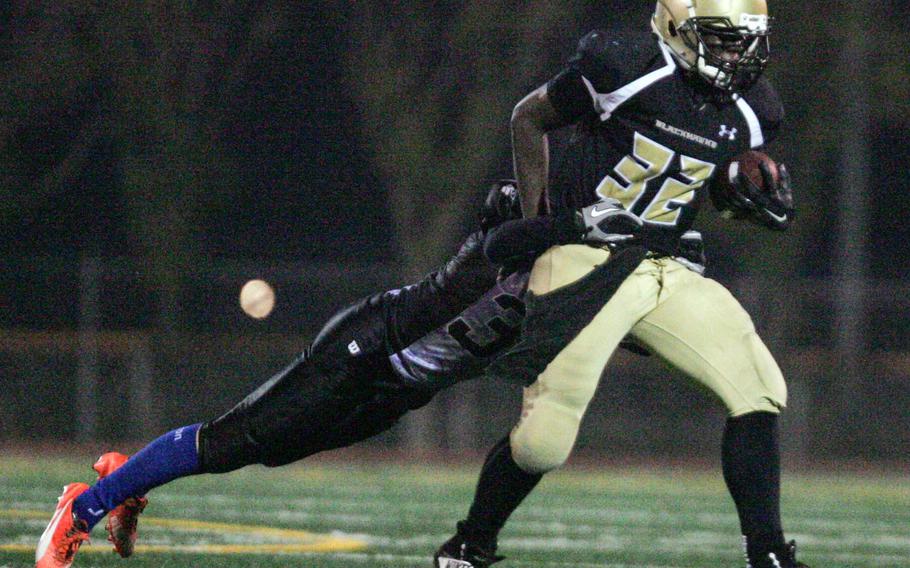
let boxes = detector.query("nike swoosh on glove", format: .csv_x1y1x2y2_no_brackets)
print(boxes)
729,162,794,231
578,198,644,243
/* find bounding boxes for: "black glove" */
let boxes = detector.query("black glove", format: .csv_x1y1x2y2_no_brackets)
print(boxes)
577,198,644,244
479,179,522,233
728,162,794,231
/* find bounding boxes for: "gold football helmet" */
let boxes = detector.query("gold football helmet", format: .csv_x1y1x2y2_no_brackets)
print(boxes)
651,0,771,91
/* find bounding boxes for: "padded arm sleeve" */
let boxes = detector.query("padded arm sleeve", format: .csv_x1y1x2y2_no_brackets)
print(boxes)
484,214,581,265
381,231,499,352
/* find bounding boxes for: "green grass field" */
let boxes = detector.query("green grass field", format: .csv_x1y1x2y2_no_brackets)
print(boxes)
2,454,908,567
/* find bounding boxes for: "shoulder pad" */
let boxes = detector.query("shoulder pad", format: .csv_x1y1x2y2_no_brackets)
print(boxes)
571,30,665,93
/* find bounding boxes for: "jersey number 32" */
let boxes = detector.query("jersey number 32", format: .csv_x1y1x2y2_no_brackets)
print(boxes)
596,132,716,226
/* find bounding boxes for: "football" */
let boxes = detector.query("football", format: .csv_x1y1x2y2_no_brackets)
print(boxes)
724,149,779,192
710,150,780,216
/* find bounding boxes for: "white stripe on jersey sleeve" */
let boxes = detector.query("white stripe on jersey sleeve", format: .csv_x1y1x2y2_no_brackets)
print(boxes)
734,95,765,148
580,42,677,121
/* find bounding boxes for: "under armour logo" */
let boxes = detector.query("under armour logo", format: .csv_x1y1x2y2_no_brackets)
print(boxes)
347,340,361,355
718,125,737,140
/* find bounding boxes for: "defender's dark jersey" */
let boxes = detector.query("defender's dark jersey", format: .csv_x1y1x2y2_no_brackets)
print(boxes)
546,31,783,246
313,230,528,391
311,231,499,363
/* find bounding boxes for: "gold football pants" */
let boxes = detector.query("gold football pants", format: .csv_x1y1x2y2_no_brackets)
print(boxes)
510,244,787,474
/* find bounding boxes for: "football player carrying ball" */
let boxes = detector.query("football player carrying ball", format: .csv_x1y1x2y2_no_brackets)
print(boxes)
435,1,806,567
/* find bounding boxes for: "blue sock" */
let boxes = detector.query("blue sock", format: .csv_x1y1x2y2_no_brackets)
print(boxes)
73,423,202,530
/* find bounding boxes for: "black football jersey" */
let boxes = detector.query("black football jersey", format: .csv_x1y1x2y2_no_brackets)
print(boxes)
546,30,783,243
310,230,500,365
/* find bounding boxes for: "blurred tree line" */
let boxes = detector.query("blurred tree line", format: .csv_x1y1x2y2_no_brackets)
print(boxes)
2,1,909,290
0,1,583,287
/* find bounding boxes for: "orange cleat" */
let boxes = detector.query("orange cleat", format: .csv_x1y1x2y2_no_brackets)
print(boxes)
92,452,148,558
35,483,91,568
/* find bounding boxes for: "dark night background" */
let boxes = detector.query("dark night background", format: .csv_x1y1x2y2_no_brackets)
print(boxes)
1,2,908,463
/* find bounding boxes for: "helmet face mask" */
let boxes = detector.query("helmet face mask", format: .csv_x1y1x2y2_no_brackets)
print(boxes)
652,0,771,92
679,16,770,91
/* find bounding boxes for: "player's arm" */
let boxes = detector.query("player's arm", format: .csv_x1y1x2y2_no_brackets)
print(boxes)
484,198,645,265
512,31,622,218
483,214,578,264
728,79,793,231
511,84,568,217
